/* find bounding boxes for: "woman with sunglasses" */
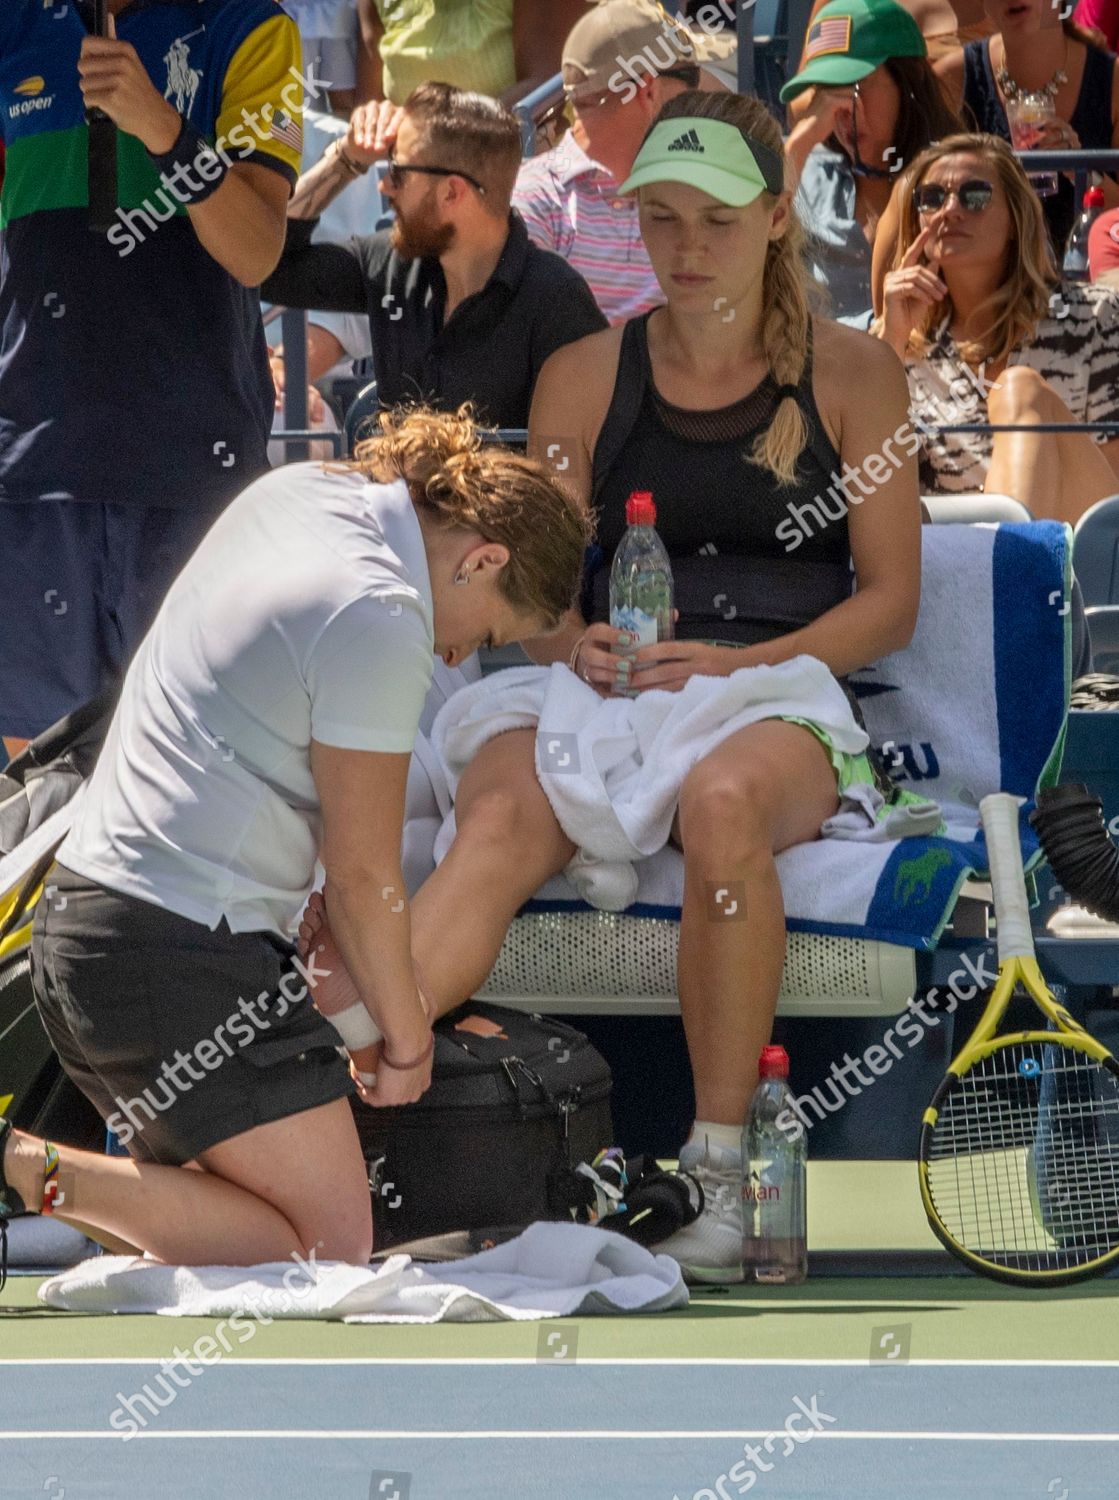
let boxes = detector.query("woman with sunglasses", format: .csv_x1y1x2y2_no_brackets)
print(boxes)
301,89,924,1283
782,0,964,327
934,0,1119,255
877,132,1119,520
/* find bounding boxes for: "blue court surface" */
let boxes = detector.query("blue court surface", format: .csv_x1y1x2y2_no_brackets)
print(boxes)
3,1356,1117,1498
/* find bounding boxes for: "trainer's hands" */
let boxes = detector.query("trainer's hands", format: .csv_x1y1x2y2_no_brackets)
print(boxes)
351,991,433,1107
881,222,946,356
79,17,182,154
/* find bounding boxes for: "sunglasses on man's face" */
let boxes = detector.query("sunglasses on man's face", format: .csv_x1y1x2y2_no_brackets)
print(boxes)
913,178,995,215
383,156,486,196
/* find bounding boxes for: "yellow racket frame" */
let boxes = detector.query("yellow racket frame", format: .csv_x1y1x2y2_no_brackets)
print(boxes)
918,794,1119,1285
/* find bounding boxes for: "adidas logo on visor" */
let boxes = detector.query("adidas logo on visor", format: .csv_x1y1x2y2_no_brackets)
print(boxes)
666,128,704,153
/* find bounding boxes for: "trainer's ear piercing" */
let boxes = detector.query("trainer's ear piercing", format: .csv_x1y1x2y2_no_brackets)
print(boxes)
454,569,470,585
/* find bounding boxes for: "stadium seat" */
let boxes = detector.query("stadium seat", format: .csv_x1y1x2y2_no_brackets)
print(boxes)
754,0,791,115
922,493,1031,524
1086,605,1119,673
1073,494,1119,606
344,379,379,455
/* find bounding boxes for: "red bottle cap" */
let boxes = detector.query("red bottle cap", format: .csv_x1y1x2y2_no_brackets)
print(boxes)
625,491,656,526
758,1045,789,1078
1085,186,1105,208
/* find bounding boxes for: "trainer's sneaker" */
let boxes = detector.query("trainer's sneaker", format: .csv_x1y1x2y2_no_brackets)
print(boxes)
653,1140,744,1285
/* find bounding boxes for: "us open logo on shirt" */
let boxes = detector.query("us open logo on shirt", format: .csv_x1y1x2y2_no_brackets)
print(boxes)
804,15,852,57
11,76,56,119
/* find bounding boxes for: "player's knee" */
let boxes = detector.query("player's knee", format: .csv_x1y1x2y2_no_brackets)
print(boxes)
678,763,770,860
456,783,546,855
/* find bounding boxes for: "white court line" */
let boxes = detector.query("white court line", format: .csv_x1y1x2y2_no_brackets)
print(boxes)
3,1357,1118,1367
3,1430,1119,1442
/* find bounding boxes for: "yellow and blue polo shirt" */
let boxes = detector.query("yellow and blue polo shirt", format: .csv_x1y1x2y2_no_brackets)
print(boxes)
0,0,303,510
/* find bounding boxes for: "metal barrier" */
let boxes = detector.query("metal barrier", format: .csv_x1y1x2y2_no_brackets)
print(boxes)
939,424,1119,437
1011,147,1119,210
512,72,565,158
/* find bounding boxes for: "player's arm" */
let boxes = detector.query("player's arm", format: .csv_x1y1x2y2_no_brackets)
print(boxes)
750,330,921,678
522,329,616,668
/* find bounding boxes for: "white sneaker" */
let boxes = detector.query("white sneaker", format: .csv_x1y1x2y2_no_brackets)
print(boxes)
653,1142,744,1285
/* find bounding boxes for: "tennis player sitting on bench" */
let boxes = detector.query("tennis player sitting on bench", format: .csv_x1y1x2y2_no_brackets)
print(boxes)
299,90,923,1284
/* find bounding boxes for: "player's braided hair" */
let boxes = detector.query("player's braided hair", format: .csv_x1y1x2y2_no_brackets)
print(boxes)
650,90,811,486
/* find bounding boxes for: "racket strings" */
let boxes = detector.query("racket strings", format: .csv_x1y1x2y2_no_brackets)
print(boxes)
926,1041,1119,1272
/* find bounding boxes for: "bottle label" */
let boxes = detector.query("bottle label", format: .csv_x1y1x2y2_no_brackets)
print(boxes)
610,606,658,648
743,1175,781,1204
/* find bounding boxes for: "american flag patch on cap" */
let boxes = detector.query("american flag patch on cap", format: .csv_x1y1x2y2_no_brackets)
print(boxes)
269,108,303,153
805,14,852,56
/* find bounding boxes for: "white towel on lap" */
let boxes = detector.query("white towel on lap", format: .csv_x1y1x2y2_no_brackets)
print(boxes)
432,657,875,910
38,1222,687,1323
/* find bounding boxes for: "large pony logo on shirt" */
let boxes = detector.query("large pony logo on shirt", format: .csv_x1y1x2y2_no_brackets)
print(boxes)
163,29,205,116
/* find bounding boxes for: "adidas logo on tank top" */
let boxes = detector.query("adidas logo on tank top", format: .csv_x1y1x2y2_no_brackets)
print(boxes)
666,128,704,152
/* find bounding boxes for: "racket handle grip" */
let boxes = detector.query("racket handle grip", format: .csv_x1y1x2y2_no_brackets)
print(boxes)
980,792,1035,961
87,115,118,234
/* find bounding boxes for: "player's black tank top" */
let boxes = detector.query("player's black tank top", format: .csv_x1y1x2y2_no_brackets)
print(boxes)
587,312,853,647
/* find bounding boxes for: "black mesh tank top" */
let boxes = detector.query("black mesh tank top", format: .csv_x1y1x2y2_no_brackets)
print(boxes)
587,312,853,647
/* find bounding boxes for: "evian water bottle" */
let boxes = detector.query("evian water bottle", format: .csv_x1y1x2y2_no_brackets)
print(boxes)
742,1045,807,1284
609,491,674,696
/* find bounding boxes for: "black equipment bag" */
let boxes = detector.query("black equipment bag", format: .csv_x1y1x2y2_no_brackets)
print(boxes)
351,1001,613,1247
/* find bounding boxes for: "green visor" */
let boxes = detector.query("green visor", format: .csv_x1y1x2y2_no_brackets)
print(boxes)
619,117,784,207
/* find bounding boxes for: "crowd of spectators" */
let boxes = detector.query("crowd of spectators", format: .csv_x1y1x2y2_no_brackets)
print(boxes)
2,0,1118,749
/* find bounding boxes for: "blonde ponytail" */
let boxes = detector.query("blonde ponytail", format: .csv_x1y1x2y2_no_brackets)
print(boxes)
752,225,811,485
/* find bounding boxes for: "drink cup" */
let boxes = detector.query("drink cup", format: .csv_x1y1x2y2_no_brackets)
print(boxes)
1006,93,1058,197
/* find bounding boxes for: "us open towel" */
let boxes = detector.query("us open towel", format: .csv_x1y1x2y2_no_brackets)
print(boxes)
409,523,1070,950
37,1221,687,1323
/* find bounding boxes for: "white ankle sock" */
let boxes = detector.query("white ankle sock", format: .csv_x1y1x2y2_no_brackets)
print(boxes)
687,1120,743,1158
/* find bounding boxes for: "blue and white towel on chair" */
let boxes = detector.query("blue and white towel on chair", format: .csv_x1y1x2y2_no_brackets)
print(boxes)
412,523,1070,951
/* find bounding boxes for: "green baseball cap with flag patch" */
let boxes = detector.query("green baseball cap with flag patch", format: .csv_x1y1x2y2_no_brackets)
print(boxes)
779,0,926,103
620,116,784,206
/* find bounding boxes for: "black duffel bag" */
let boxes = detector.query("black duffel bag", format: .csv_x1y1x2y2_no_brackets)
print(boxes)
351,1001,613,1247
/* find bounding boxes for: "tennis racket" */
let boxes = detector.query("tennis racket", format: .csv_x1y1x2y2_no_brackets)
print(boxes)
918,792,1119,1286
86,0,118,234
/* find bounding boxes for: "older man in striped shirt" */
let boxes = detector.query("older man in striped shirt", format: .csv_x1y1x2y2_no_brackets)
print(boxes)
513,1,732,325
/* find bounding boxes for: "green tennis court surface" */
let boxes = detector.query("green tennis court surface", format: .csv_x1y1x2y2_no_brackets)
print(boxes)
4,1163,1118,1497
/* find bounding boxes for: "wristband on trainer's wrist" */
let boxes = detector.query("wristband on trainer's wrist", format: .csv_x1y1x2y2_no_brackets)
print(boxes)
146,118,229,206
380,1031,434,1072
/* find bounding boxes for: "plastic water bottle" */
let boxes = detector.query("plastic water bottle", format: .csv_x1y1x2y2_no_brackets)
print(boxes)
609,491,674,697
1062,184,1105,281
742,1045,807,1284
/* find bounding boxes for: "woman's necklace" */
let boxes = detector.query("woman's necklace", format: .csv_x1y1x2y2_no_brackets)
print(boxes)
993,37,1068,101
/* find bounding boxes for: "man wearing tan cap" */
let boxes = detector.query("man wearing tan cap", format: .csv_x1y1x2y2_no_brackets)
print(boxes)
513,1,731,325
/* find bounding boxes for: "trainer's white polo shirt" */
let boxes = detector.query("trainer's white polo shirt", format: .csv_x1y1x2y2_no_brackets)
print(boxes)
61,465,434,936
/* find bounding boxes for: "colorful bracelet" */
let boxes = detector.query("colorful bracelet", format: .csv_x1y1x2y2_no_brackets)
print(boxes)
380,1032,435,1072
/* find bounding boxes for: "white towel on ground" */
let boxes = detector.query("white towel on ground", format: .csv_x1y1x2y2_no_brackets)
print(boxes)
432,657,886,911
37,1221,687,1323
